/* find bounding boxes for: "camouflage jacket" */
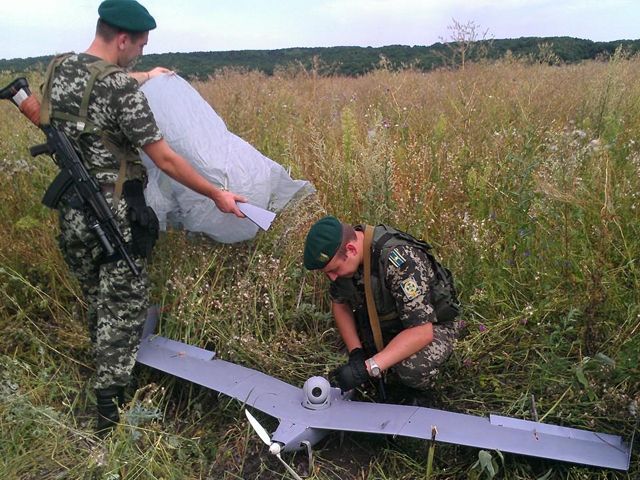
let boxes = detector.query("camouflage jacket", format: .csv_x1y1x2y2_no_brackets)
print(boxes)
47,53,162,184
329,224,438,333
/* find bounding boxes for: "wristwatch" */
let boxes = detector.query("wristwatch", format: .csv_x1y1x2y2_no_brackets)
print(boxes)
365,357,382,378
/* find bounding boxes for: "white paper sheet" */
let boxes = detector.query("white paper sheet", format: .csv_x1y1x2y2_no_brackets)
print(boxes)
238,202,276,231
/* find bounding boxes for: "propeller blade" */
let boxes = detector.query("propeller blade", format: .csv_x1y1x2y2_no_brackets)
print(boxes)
276,453,304,480
245,409,271,446
245,410,302,480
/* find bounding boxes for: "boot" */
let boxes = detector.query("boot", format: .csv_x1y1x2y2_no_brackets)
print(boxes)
96,386,124,434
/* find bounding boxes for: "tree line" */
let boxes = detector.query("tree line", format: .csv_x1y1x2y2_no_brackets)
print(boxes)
1,37,638,80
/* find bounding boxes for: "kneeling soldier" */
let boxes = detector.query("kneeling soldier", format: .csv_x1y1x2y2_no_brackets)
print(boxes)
303,216,460,396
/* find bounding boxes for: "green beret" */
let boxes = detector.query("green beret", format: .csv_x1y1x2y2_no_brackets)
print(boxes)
98,0,156,32
304,216,342,270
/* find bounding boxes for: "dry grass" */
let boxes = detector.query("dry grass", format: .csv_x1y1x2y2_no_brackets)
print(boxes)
1,55,638,479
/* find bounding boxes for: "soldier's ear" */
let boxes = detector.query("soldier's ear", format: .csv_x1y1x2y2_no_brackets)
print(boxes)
116,32,129,51
345,241,358,257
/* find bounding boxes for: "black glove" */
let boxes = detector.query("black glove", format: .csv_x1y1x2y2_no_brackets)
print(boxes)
331,356,370,392
348,347,367,365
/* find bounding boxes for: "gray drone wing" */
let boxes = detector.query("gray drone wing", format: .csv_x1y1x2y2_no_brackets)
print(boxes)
282,397,631,470
136,333,301,411
136,309,631,471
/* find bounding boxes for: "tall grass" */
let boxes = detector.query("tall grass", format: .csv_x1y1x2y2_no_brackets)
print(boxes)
1,55,638,479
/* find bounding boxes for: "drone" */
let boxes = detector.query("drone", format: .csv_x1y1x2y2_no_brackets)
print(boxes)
135,307,632,477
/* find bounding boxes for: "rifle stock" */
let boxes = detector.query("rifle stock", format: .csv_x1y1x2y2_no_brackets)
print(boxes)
0,77,40,125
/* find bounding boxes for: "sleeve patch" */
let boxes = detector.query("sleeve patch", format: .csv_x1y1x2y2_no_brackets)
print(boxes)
388,248,406,268
400,276,420,300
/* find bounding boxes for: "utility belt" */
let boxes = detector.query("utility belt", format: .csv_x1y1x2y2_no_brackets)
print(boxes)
94,161,147,202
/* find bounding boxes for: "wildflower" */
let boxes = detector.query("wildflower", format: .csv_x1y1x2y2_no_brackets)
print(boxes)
478,324,487,332
588,138,601,151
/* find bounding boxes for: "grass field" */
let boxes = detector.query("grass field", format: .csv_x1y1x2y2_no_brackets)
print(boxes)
0,52,639,479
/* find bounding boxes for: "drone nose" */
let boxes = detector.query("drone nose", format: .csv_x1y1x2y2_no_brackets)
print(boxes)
269,442,282,455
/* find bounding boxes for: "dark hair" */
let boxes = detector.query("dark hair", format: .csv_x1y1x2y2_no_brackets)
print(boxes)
335,223,357,259
96,19,147,43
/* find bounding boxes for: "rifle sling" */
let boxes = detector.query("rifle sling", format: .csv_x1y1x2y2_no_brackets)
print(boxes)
363,225,384,353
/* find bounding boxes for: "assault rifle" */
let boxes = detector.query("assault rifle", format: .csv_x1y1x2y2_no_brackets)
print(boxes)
0,77,140,277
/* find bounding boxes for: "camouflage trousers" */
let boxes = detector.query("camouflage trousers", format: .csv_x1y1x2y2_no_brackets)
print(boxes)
390,321,458,391
58,195,149,390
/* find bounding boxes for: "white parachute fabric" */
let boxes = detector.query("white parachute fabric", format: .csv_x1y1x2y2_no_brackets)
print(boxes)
140,74,313,243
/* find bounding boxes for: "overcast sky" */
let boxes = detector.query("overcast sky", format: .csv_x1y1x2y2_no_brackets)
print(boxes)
1,0,638,60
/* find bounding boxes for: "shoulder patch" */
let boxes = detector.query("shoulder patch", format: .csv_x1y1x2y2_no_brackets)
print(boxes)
388,248,406,268
400,276,419,300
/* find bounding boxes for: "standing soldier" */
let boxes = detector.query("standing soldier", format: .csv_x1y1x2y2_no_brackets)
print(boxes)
303,216,460,396
42,0,246,432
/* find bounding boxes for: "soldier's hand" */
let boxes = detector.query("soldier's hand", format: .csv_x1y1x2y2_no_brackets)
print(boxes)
330,358,369,392
212,188,247,218
147,67,174,79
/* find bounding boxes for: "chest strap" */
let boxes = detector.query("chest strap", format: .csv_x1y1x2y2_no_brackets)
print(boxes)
363,225,384,353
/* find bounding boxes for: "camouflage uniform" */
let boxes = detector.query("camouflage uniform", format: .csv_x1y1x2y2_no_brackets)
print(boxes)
330,225,458,391
49,53,162,389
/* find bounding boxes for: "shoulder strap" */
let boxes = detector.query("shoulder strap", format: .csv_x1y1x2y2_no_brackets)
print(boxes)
363,225,385,353
372,232,395,268
372,227,440,278
76,60,127,204
79,60,122,131
40,53,73,126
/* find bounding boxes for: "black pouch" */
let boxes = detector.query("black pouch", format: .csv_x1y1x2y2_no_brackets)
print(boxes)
430,264,461,322
123,179,159,259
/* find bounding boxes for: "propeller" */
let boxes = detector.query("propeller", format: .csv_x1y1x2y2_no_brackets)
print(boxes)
245,409,303,480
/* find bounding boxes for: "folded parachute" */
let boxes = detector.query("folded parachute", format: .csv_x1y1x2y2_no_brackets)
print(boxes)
140,74,314,243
